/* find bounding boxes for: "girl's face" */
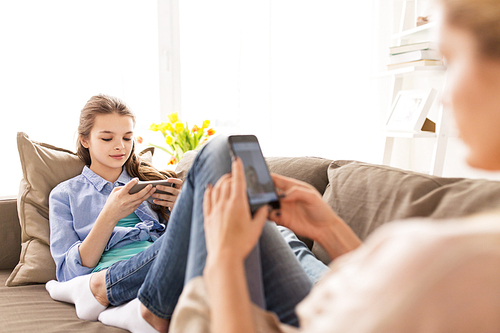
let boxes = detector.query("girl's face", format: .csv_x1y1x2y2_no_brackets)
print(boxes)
81,113,134,180
438,12,500,170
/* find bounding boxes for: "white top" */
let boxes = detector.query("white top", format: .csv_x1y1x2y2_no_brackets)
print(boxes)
296,211,500,332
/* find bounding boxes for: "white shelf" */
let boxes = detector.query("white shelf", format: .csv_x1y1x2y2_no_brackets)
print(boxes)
374,65,446,78
392,22,437,39
384,131,436,138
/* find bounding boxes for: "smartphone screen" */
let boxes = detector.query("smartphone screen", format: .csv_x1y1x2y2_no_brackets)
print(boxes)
228,135,280,215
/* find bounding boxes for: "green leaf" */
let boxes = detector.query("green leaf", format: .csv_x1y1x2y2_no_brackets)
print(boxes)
148,143,174,155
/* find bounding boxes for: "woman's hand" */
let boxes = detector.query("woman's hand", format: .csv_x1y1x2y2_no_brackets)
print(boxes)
151,178,183,210
203,158,269,262
269,174,339,240
270,174,362,259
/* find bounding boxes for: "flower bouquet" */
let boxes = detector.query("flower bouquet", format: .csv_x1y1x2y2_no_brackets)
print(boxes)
140,112,215,165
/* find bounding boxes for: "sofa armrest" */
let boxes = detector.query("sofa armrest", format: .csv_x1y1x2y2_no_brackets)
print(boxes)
0,197,21,270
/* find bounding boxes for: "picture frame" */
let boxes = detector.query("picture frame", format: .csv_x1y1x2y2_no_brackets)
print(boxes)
386,88,437,132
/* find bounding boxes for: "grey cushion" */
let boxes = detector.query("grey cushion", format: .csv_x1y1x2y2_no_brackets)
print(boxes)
0,270,127,332
175,151,333,196
0,198,21,270
8,133,85,286
323,161,500,241
266,157,333,195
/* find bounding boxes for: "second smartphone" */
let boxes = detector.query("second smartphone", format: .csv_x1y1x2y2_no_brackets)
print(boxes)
228,135,280,215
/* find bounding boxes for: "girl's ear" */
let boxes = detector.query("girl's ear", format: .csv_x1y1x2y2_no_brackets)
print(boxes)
80,136,89,149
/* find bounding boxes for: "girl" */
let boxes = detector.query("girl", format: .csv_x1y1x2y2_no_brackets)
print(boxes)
46,94,183,324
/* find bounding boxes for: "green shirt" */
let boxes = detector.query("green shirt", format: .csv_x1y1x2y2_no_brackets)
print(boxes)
92,212,154,272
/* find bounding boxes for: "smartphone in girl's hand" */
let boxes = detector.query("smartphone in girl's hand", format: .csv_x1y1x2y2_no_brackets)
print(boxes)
129,180,175,196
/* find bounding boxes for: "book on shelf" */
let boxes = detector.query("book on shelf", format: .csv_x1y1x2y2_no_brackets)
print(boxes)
387,59,444,70
389,49,441,64
389,41,437,55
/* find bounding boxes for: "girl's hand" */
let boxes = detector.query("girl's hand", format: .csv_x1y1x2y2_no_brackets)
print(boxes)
80,178,156,268
101,178,156,224
203,158,269,262
151,178,183,210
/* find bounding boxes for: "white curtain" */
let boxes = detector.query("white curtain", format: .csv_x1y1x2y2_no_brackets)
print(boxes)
0,0,161,196
178,0,383,159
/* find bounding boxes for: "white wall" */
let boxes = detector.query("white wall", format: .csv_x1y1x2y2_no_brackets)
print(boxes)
178,0,385,162
3,1,494,197
374,0,500,180
0,1,162,197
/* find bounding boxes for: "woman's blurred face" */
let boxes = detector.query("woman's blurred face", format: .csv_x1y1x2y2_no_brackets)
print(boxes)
438,11,500,170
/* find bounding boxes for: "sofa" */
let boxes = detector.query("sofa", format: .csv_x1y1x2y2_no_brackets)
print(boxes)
3,133,500,332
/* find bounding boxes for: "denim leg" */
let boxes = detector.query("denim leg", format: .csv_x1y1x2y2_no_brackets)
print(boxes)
137,135,265,319
182,136,265,308
260,222,323,326
276,225,329,283
105,240,161,305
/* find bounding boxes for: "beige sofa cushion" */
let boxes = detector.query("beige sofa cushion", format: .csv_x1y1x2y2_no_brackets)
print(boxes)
0,270,128,332
265,157,333,195
0,198,21,270
323,161,500,241
6,133,85,286
175,151,333,196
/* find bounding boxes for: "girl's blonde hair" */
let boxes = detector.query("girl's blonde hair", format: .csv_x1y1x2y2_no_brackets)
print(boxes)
439,0,500,59
77,94,176,222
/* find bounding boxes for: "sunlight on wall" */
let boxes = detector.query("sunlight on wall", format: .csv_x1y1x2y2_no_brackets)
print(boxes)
179,0,384,160
1,0,388,196
0,1,160,196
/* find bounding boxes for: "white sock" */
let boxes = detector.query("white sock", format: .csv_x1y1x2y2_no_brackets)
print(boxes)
45,274,107,321
98,298,160,333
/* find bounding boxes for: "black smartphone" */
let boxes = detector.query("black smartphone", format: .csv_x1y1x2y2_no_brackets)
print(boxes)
129,179,175,195
228,135,280,215
129,180,175,203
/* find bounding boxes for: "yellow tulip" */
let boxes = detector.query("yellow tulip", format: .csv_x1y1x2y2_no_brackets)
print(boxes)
175,122,185,133
149,123,159,132
202,120,210,129
168,112,179,124
166,123,174,132
166,136,174,145
159,123,169,133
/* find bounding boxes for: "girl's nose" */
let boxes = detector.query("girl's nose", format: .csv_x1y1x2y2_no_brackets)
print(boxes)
115,141,125,150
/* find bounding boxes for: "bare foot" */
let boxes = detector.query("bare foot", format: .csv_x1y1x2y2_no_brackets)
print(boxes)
140,303,170,333
90,270,110,307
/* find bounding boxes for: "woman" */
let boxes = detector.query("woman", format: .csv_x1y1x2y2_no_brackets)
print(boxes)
169,0,500,332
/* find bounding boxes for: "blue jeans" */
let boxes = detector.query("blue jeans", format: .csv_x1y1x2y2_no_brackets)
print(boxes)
104,135,328,326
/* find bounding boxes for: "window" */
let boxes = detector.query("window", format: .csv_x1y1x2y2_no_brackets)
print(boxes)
0,1,162,196
178,0,382,160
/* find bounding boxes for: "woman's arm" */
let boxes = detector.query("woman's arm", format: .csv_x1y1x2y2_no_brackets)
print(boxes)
204,254,256,333
270,174,362,260
203,159,269,333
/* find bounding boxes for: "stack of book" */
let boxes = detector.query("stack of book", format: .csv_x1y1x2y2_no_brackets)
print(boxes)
388,41,443,70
